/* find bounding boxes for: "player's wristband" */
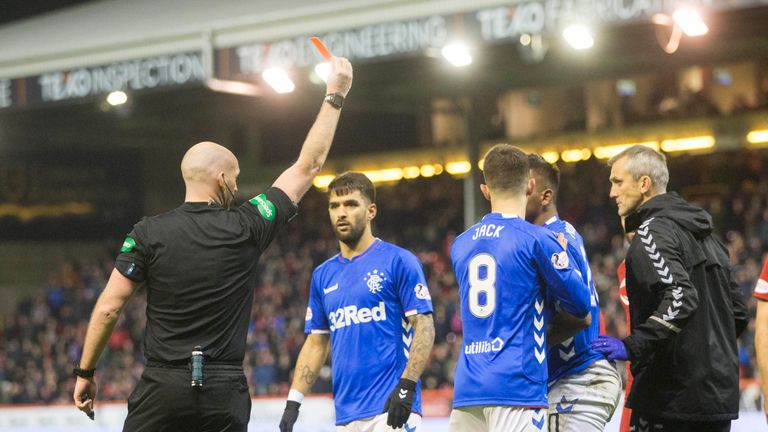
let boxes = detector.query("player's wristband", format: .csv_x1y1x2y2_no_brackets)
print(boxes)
398,378,417,392
288,389,305,404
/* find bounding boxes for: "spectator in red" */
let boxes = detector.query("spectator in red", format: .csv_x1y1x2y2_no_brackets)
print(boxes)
616,217,635,432
753,256,768,422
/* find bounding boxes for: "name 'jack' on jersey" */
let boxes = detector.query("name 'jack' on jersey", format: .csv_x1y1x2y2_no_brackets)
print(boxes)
450,214,590,409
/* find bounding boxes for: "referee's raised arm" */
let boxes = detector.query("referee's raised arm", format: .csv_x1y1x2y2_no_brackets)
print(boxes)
273,56,353,204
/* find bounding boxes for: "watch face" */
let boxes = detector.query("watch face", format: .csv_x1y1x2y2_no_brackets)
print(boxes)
326,94,343,108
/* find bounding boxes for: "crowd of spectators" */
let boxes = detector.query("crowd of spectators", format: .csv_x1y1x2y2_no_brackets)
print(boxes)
1,149,766,410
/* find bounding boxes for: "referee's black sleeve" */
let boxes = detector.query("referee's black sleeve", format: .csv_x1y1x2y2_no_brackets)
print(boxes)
114,218,150,283
238,186,298,250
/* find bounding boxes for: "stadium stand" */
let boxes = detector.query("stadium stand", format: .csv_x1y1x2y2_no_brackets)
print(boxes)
1,150,766,411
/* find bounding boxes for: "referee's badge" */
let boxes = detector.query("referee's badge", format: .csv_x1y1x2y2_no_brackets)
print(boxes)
121,237,136,253
249,194,276,221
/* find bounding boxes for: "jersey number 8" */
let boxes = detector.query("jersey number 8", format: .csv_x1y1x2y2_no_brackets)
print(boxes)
468,254,497,318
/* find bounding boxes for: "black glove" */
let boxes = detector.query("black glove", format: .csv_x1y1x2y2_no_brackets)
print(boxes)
383,378,416,429
279,400,301,432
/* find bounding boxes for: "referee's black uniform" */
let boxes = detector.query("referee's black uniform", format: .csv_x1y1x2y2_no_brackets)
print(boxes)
115,187,297,432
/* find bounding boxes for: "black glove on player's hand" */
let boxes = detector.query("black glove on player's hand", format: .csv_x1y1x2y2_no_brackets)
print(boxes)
383,378,416,429
279,400,301,432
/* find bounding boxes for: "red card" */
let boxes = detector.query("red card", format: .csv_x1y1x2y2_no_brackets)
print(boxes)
310,37,332,61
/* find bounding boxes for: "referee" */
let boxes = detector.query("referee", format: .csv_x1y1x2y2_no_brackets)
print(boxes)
73,56,353,431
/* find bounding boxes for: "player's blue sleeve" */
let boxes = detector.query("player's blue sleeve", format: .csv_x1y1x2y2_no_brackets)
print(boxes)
545,243,586,311
533,232,590,318
567,242,588,285
395,251,434,317
304,273,330,334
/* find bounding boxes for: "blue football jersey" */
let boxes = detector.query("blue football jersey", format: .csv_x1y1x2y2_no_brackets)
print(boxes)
304,239,434,425
543,216,604,383
450,213,590,408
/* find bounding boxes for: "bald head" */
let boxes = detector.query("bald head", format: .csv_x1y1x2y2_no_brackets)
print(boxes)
181,141,240,205
181,142,238,183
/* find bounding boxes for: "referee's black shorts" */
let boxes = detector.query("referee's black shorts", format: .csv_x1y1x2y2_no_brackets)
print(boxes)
123,363,251,432
629,410,731,432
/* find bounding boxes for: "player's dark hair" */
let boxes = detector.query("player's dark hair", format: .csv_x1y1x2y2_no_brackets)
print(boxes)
482,144,529,194
528,153,560,197
327,171,376,203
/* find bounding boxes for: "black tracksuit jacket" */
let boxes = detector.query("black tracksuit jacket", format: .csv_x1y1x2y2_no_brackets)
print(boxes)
622,192,748,421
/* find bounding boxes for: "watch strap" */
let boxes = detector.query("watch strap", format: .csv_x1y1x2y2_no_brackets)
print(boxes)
73,367,96,378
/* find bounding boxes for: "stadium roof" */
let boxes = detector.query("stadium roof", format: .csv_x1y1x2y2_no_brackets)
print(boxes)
2,1,768,156
2,0,768,218
0,0,513,79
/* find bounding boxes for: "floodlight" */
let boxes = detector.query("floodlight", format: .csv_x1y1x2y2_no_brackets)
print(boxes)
441,42,473,67
206,79,260,97
562,25,594,50
262,67,295,94
673,8,708,37
314,62,331,83
106,91,128,106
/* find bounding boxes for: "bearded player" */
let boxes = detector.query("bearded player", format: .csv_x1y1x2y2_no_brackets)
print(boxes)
279,172,435,432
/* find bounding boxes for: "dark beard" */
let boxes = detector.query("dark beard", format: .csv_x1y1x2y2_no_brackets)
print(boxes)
334,223,366,246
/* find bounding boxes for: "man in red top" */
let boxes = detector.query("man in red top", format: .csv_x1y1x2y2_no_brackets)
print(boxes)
616,221,635,432
754,256,768,422
616,260,632,432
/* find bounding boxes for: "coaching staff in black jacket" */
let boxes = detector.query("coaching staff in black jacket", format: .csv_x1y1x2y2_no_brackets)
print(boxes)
592,145,748,432
72,56,353,431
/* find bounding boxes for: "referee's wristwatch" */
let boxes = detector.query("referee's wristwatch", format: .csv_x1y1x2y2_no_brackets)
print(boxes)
324,93,344,109
73,366,96,378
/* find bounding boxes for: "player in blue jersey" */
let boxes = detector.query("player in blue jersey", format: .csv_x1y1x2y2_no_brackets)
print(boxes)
279,172,435,432
526,154,622,432
449,144,591,432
